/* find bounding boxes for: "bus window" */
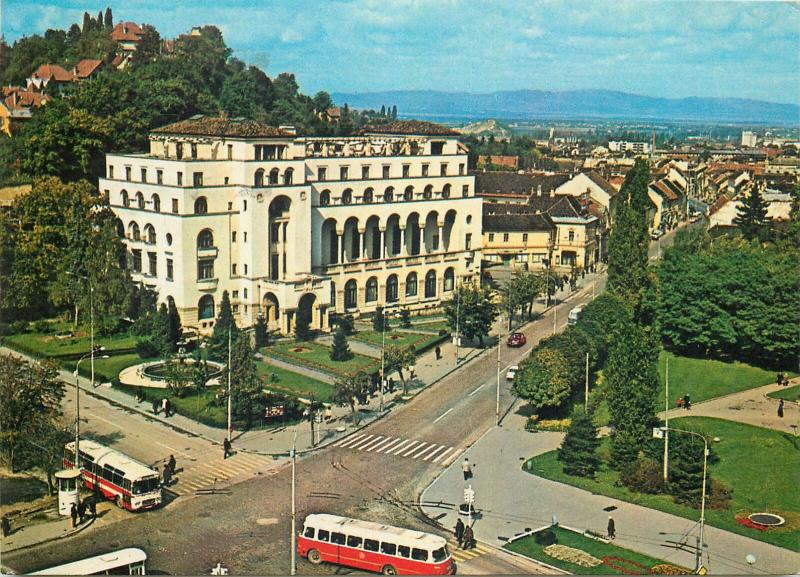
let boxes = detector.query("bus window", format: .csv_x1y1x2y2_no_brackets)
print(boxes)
317,529,330,542
346,536,362,548
380,542,397,556
397,545,410,558
432,547,448,562
411,548,428,561
303,527,315,539
364,539,379,552
330,532,346,545
132,477,159,495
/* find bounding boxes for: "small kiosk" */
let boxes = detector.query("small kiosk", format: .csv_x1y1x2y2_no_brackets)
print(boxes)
55,469,82,516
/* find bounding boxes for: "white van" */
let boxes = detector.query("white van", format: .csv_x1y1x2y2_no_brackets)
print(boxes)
568,305,583,325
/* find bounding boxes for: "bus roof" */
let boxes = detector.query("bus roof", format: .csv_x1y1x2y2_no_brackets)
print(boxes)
31,547,147,575
66,440,158,480
304,514,447,549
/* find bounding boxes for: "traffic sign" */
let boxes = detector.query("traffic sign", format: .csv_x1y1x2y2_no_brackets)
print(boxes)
464,485,475,505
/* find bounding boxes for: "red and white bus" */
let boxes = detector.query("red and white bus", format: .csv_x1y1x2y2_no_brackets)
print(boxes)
298,514,455,575
32,547,147,575
64,440,162,511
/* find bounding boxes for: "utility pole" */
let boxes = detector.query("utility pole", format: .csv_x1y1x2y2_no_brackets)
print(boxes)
496,325,501,426
663,356,670,482
290,431,297,576
552,296,557,335
454,282,460,365
379,307,385,412
584,352,590,411
227,328,232,443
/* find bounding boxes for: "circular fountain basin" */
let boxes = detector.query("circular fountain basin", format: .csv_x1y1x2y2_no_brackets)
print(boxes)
748,513,785,527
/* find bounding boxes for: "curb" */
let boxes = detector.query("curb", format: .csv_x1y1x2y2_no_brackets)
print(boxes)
1,513,96,555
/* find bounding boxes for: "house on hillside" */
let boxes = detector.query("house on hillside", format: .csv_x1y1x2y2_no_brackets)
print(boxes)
26,64,73,93
1,86,50,135
72,59,104,80
112,22,145,53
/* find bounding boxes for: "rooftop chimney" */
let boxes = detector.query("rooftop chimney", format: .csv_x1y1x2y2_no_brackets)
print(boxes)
279,125,297,136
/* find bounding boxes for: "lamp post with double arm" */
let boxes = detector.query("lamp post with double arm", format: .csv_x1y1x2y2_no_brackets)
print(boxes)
73,347,108,468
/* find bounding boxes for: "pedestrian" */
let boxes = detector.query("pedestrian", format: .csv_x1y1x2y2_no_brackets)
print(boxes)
168,454,177,476
462,458,472,481
77,500,86,524
89,496,97,519
388,378,395,394
1,515,11,537
435,345,441,360
223,438,232,459
454,518,465,546
778,398,784,418
162,463,172,487
70,503,78,528
777,372,784,386
607,516,616,539
784,375,791,387
152,399,159,415
676,397,683,409
462,524,475,550
164,398,172,417
683,393,691,411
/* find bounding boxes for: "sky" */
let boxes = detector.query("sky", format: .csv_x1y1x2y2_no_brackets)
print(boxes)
3,0,799,104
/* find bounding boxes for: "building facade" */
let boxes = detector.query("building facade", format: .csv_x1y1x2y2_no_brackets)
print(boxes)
101,117,482,335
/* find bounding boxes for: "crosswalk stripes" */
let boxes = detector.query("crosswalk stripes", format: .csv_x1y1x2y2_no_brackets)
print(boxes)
333,434,463,467
168,452,270,496
448,539,492,563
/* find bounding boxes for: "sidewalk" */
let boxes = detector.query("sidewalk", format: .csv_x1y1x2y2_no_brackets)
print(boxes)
420,410,800,575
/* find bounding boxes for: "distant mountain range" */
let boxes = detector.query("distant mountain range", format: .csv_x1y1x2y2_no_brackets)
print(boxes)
331,89,799,125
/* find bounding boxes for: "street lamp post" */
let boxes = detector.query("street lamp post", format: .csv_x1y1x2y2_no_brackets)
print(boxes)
379,306,386,413
290,431,297,576
74,348,107,468
227,328,232,443
65,271,95,389
454,281,460,365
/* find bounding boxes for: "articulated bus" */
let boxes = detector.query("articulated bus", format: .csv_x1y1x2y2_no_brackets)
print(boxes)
64,440,162,511
298,514,455,575
31,547,147,575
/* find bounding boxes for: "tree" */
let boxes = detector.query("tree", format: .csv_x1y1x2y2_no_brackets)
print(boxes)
167,298,182,346
22,418,71,493
667,432,713,508
380,105,386,116
332,372,369,425
0,356,65,472
104,7,113,28
152,303,173,358
574,292,633,367
335,314,355,336
229,334,263,427
391,105,397,119
254,314,275,348
513,348,571,412
399,308,411,329
372,306,388,332
605,323,659,469
220,66,275,118
330,325,352,361
443,283,498,347
557,409,601,478
294,309,311,342
130,25,162,65
82,12,92,33
384,345,415,395
209,290,239,362
312,91,333,113
733,187,771,241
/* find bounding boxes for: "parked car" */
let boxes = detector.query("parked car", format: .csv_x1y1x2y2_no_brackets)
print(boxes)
568,305,584,325
506,365,519,381
689,214,701,223
650,229,665,240
507,332,527,347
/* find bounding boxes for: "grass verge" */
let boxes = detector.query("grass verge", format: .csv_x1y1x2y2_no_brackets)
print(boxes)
264,341,380,379
767,385,800,403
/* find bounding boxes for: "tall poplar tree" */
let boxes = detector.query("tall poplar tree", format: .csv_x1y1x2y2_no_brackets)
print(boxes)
733,187,770,241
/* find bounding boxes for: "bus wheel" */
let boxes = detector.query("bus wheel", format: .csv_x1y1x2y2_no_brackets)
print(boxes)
381,565,397,575
115,495,124,509
307,549,322,565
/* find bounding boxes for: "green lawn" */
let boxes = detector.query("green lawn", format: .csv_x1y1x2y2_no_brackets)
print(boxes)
525,417,800,550
768,385,800,403
352,329,443,352
263,341,380,379
505,526,680,575
657,351,788,406
4,327,138,360
256,360,334,401
63,353,154,383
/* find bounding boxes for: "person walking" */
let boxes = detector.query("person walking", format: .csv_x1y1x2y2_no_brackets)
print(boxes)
607,516,616,540
454,518,465,547
683,393,691,411
223,438,232,459
70,503,78,528
152,399,159,415
161,397,168,416
164,398,172,418
462,524,475,550
77,500,86,524
462,458,472,481
778,398,785,418
435,346,441,360
89,496,97,519
1,515,11,537
168,455,177,476
162,463,172,487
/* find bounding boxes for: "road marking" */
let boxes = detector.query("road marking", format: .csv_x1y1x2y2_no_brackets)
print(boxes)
369,437,397,452
410,443,433,459
433,408,453,423
154,441,194,458
417,444,442,461
348,435,376,450
423,445,448,461
389,439,415,455
86,411,122,429
376,438,404,453
335,434,366,448
468,384,484,397
440,448,462,467
402,442,426,457
359,436,387,451
432,447,453,463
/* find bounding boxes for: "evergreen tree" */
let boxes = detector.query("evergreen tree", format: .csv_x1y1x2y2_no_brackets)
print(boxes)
557,409,601,478
209,290,239,362
254,314,272,348
372,306,387,332
96,11,103,30
399,308,411,329
104,7,113,28
607,201,649,310
380,105,386,116
733,187,771,241
391,105,397,119
294,310,311,342
229,334,263,427
335,314,355,336
667,432,712,508
151,303,173,358
82,12,91,33
167,298,182,346
330,325,352,361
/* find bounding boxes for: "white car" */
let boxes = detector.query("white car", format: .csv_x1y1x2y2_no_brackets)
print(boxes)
506,365,519,381
650,229,664,240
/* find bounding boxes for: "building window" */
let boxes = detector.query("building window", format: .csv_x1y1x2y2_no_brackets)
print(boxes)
363,188,374,203
156,169,163,185
330,282,336,307
443,267,455,292
440,163,448,176
254,169,264,188
459,163,465,175
136,192,145,209
462,184,469,197
172,198,179,213
197,229,214,249
503,233,509,242
243,200,247,211
145,224,156,244
320,190,331,206
283,168,294,185
342,189,353,205
340,166,349,180
193,172,203,187
176,142,183,159
386,275,398,303
232,264,237,276
269,168,279,185
125,166,132,181
318,167,327,182
243,232,247,243
404,186,413,201
231,231,237,243
344,280,357,309
198,295,214,319
421,164,429,177
431,141,444,155
233,304,239,313
148,252,157,276
465,233,472,250
194,197,208,214
515,254,528,262
361,166,370,179
227,144,233,160
132,250,142,272
384,187,394,202
424,270,437,298
166,258,173,280
121,190,129,207
568,230,575,242
488,233,495,242
152,194,161,213
523,233,528,243
402,165,410,178
232,290,239,299
228,201,233,211
405,272,418,297
365,277,378,303
442,184,451,199
109,165,114,179
423,185,433,200
190,143,198,159
244,264,248,274
198,259,215,280
382,165,390,179
141,168,147,183
177,172,183,186
244,288,248,299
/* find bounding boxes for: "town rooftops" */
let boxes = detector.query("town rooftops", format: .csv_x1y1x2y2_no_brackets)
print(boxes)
73,59,103,79
584,170,619,197
483,203,555,232
112,21,144,42
151,116,295,138
31,64,73,82
361,120,459,137
474,171,570,197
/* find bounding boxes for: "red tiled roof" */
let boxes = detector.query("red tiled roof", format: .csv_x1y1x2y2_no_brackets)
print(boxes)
4,90,50,111
361,120,459,137
584,170,619,197
73,59,103,78
652,179,680,202
152,116,294,138
32,64,73,82
112,22,144,42
709,194,730,216
326,107,341,118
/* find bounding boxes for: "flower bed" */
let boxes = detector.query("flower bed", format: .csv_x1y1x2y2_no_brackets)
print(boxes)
264,341,380,379
544,544,601,567
601,556,652,575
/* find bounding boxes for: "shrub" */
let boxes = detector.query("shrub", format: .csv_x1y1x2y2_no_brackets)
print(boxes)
620,457,664,494
32,320,51,334
0,323,12,336
706,479,732,510
10,320,28,334
438,329,449,336
534,529,557,546
136,339,159,359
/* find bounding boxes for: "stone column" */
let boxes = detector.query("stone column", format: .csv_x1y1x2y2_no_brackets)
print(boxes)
358,229,366,260
437,223,444,252
379,228,386,259
400,226,407,257
337,230,345,263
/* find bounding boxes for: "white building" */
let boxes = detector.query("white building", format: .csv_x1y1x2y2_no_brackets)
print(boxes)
101,117,482,335
608,141,652,155
741,131,758,148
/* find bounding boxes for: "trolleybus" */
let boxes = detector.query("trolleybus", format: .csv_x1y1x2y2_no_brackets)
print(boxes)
298,514,455,575
31,547,147,575
64,440,162,511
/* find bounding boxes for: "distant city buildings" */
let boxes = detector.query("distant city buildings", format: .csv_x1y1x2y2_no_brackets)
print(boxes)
741,130,758,148
608,140,652,155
